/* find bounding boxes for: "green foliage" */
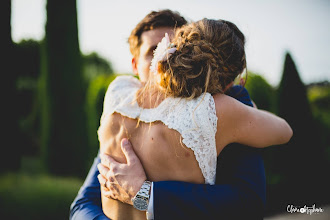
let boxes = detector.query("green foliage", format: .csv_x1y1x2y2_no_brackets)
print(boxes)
40,0,88,177
14,39,41,156
0,173,82,220
85,74,119,168
12,39,114,161
244,72,275,112
307,84,330,162
308,84,330,115
83,52,114,81
309,89,330,125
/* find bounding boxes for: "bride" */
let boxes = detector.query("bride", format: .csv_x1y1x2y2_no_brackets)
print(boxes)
97,18,292,220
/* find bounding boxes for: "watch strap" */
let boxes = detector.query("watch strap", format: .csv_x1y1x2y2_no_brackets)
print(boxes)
136,180,152,198
132,180,152,211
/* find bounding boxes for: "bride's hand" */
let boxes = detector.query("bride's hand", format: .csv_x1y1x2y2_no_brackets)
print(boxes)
97,138,147,205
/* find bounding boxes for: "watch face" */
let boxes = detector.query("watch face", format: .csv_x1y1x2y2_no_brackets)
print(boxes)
133,197,148,211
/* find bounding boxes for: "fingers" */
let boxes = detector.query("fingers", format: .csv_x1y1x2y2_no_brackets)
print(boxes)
97,174,107,188
100,153,120,168
103,189,116,199
97,163,109,179
103,186,120,200
100,139,139,166
102,183,131,204
98,163,118,182
121,138,139,165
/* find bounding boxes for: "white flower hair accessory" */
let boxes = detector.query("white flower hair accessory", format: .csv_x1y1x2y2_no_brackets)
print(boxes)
150,33,176,74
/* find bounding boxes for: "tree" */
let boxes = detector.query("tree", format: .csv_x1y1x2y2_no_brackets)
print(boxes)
85,74,117,168
39,0,88,177
15,40,41,156
244,72,275,112
271,52,327,208
83,52,114,81
1,0,21,172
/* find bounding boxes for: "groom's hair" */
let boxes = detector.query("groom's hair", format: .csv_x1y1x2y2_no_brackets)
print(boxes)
128,9,187,58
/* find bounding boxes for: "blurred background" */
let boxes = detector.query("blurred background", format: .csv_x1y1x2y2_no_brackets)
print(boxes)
1,0,329,219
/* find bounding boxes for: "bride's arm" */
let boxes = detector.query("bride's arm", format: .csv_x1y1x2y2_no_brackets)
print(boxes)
214,94,293,150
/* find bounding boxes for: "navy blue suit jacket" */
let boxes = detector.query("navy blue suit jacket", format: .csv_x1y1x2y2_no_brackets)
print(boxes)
70,86,266,220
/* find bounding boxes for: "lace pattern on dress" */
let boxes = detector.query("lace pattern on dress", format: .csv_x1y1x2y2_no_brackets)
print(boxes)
100,75,218,184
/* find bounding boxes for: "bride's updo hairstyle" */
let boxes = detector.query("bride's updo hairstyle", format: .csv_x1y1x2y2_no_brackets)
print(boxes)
158,19,246,99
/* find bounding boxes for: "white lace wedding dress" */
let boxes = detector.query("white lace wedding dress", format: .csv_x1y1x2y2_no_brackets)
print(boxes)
100,75,218,184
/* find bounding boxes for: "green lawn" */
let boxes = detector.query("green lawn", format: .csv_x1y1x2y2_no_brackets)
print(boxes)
0,172,83,220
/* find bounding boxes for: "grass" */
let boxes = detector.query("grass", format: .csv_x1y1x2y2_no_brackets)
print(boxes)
0,172,83,220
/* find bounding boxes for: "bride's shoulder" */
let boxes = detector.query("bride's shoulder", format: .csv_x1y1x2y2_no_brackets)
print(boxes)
212,93,245,116
103,75,140,106
212,93,234,105
107,75,140,92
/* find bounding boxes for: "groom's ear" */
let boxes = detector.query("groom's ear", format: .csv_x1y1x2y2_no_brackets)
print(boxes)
132,57,139,76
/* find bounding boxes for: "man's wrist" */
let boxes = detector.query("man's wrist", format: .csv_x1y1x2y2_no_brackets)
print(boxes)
132,177,147,198
132,180,152,211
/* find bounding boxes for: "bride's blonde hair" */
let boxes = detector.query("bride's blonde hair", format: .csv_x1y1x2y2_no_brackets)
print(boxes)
157,18,247,99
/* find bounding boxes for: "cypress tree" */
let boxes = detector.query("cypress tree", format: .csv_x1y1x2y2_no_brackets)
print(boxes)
275,52,325,205
1,0,21,172
278,53,313,130
39,0,88,177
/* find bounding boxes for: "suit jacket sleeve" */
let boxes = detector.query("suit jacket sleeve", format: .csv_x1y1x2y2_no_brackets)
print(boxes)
70,152,110,220
153,86,266,219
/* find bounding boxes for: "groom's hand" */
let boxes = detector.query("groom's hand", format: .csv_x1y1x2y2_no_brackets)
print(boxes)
97,138,147,205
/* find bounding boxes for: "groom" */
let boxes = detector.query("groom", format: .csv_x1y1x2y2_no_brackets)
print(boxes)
70,9,265,220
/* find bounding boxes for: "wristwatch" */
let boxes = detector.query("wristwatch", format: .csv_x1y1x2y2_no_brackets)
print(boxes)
132,180,152,211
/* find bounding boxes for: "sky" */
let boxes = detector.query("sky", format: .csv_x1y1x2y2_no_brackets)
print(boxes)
11,0,330,86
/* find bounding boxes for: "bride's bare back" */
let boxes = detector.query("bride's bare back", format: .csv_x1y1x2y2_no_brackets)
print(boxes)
98,112,205,220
